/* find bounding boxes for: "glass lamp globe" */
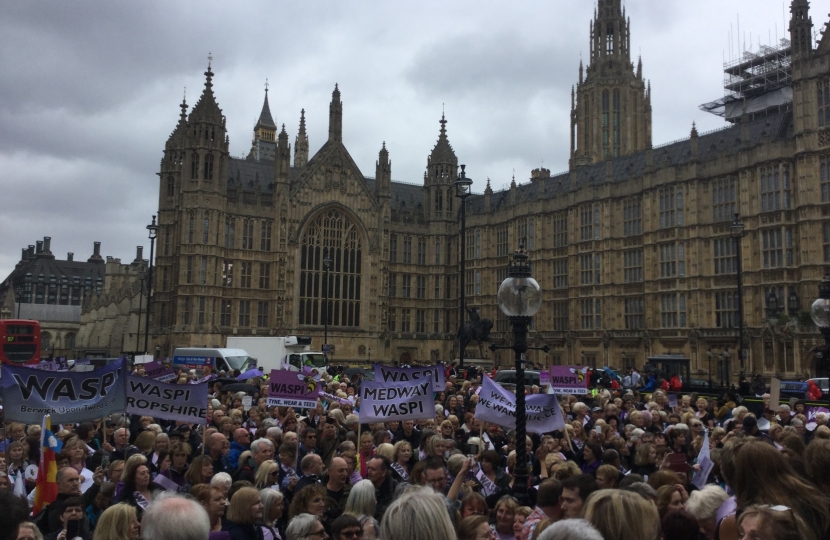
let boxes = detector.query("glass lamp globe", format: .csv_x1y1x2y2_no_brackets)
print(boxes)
455,177,472,197
811,297,830,328
497,276,542,317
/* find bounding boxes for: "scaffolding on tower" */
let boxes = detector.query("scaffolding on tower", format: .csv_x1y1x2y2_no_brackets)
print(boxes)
700,38,792,122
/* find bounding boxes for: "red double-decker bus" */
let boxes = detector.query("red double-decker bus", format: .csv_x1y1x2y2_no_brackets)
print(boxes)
0,319,41,365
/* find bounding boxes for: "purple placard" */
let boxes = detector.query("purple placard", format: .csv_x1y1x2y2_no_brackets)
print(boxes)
540,371,550,385
547,366,589,394
806,405,830,425
267,369,321,409
143,361,177,382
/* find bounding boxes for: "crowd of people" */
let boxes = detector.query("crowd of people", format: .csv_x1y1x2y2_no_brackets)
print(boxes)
1,361,829,540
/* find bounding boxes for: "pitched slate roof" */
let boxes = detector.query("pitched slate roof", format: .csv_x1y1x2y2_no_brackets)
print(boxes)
468,109,794,214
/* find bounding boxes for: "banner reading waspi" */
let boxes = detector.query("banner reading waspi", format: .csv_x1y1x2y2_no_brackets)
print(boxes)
267,369,321,409
126,375,208,424
359,379,435,423
1,359,126,424
372,364,446,392
474,375,566,434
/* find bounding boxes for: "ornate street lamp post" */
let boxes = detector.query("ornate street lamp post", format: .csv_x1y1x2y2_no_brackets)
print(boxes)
454,165,473,368
730,214,745,375
491,246,544,506
810,271,830,380
144,216,159,353
323,254,332,361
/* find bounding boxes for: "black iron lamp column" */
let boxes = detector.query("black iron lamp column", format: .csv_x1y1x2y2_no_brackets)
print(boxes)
136,268,144,355
144,216,159,353
490,245,546,506
323,254,332,361
454,165,472,368
810,271,830,392
730,213,745,376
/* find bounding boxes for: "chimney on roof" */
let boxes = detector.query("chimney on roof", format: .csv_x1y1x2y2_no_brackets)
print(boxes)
27,245,35,259
67,253,74,262
88,241,104,264
36,241,43,254
21,248,26,262
530,168,551,182
134,246,144,264
43,237,51,254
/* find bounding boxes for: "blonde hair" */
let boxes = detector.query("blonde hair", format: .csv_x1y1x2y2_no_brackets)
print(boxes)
121,454,148,486
582,489,661,540
254,460,279,490
738,505,809,540
392,440,412,462
93,504,137,540
226,487,262,524
379,486,456,540
133,430,157,453
375,442,395,461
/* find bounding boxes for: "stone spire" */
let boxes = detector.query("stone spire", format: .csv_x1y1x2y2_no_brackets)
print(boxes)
375,141,391,198
790,0,813,59
572,1,649,167
328,84,343,143
189,56,223,123
294,109,309,167
253,81,277,145
255,81,276,131
276,124,290,182
429,112,456,167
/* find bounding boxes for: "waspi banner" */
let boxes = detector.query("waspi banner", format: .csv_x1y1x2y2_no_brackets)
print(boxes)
359,379,435,422
474,376,566,434
1,359,126,424
372,364,446,392
267,369,321,409
126,376,209,424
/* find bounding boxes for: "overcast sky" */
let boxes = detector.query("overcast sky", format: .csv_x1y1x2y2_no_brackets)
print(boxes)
1,1,825,281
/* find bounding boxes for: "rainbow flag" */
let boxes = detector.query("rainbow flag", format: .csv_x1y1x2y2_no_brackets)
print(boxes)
33,415,62,514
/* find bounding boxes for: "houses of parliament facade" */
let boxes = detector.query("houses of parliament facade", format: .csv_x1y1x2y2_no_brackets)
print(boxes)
152,0,830,382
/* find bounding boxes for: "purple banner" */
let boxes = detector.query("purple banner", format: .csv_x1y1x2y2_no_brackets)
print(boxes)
142,361,177,382
547,366,589,394
266,369,321,409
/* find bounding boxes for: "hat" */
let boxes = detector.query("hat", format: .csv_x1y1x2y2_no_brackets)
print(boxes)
592,407,603,413
177,425,191,433
742,416,758,432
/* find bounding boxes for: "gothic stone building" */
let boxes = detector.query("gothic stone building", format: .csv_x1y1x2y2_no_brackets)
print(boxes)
153,0,830,381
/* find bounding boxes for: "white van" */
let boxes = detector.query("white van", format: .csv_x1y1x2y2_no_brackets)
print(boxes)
171,348,253,373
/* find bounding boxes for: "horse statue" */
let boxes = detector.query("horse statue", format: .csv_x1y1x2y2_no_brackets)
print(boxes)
458,307,493,359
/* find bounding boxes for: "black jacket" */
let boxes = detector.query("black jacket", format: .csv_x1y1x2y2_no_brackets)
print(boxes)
222,520,265,540
374,473,399,521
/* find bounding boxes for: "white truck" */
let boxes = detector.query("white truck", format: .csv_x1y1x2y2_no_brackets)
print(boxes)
225,336,326,372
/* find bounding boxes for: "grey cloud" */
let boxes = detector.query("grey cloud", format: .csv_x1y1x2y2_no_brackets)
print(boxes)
1,0,826,280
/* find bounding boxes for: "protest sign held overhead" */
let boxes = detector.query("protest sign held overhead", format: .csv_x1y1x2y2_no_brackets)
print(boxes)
1,359,126,424
267,369,321,409
126,375,209,424
373,363,446,392
359,379,435,423
546,366,589,394
142,360,177,382
475,375,566,434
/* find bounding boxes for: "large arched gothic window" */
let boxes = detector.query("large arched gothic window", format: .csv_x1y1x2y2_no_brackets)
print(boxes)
299,209,362,327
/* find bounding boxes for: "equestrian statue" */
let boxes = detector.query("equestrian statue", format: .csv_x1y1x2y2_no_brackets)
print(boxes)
458,307,493,359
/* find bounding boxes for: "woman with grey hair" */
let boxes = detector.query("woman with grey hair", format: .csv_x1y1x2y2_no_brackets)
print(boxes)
537,520,603,540
210,472,233,498
378,486,455,540
259,488,285,540
284,513,325,540
685,485,729,539
344,480,379,540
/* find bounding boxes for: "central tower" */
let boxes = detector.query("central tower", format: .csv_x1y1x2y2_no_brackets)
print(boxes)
570,0,651,168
